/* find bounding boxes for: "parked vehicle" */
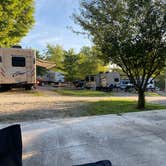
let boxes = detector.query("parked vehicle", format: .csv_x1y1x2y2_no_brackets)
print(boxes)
120,78,155,91
119,79,134,90
42,71,65,84
0,47,36,90
85,72,120,91
147,78,155,90
96,72,120,91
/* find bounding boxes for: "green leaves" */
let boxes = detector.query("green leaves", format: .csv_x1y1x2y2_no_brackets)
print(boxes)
63,49,79,82
44,45,107,82
0,0,35,47
74,0,166,88
46,44,65,71
77,46,108,79
74,0,166,108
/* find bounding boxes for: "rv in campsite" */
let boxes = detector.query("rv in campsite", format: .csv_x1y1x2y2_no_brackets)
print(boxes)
0,47,36,90
85,72,120,91
42,71,65,84
96,72,120,91
120,78,155,91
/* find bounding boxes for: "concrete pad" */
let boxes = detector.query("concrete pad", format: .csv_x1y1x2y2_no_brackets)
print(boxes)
1,110,166,166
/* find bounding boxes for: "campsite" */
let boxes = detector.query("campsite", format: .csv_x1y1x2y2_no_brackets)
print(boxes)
0,0,165,166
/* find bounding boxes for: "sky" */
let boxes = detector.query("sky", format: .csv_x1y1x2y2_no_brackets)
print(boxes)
21,0,91,53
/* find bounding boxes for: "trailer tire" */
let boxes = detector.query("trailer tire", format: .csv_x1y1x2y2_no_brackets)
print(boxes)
25,85,32,90
0,85,11,91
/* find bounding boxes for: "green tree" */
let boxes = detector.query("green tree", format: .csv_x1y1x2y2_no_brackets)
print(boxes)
74,0,166,109
63,49,79,82
0,0,35,47
46,44,64,71
77,46,108,79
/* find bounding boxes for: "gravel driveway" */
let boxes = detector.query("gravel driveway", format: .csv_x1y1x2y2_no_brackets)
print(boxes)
0,87,166,122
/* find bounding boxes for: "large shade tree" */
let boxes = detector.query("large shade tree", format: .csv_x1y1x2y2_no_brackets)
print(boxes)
0,0,35,47
74,0,166,109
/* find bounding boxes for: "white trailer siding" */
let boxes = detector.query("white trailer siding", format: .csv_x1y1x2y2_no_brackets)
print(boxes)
97,72,120,88
105,72,120,87
0,48,36,85
42,71,64,83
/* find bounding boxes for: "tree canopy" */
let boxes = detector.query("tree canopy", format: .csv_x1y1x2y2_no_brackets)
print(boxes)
45,45,107,81
63,49,79,82
0,0,35,47
74,0,166,109
46,44,65,71
77,46,108,79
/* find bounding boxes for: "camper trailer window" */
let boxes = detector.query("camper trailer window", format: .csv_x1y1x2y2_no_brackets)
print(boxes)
114,78,119,82
90,76,95,82
0,56,2,63
85,77,89,81
12,57,26,67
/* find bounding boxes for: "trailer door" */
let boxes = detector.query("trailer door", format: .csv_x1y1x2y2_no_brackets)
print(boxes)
26,55,35,84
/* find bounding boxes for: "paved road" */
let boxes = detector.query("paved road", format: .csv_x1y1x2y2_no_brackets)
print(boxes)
1,110,166,166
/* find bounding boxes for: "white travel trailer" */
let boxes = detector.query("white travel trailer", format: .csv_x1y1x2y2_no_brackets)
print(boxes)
0,47,36,90
96,72,120,90
85,72,120,91
43,71,65,84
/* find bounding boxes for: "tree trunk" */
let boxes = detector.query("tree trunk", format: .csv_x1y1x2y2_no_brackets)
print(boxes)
137,90,145,109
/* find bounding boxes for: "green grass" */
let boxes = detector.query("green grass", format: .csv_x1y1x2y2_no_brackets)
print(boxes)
145,92,161,97
85,99,166,116
25,90,44,96
55,89,113,97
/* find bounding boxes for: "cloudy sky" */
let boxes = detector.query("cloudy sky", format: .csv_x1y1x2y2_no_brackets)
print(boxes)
21,0,91,52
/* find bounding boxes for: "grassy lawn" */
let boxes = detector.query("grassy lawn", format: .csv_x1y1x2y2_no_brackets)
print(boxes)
145,92,161,96
55,89,162,97
23,90,45,96
85,99,166,116
55,89,113,97
1,98,166,123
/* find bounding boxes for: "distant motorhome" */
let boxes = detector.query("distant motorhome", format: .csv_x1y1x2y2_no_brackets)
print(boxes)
85,72,156,92
42,71,65,84
85,72,120,91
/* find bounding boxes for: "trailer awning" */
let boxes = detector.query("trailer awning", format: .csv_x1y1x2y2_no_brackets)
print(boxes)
36,58,56,69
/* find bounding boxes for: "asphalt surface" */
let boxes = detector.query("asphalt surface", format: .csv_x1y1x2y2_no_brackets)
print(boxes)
1,110,166,166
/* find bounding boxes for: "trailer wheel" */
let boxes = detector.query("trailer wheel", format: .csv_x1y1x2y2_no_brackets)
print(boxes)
25,85,32,90
0,85,11,91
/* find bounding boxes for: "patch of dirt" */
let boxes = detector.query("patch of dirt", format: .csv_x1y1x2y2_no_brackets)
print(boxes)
0,86,166,122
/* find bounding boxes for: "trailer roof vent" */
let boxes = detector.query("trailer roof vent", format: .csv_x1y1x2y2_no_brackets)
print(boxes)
12,45,22,49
